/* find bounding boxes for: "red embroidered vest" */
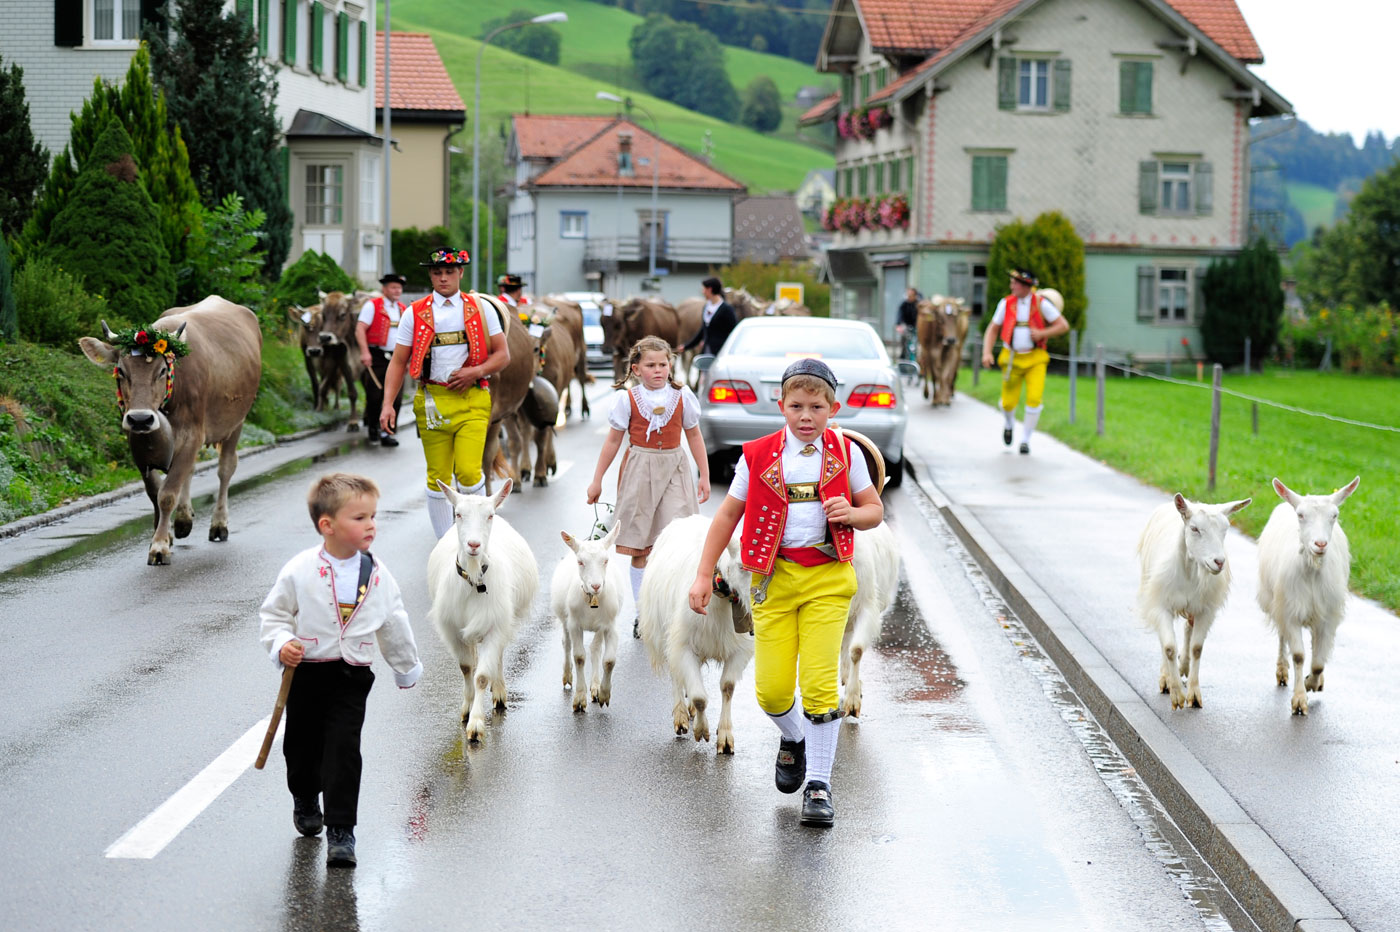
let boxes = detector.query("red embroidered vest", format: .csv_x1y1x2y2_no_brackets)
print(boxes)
626,388,684,450
365,296,405,347
999,292,1046,350
408,293,490,381
739,428,856,576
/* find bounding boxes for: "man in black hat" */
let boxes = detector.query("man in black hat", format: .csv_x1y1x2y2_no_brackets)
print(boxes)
356,273,409,445
681,277,737,356
980,267,1068,454
497,273,527,314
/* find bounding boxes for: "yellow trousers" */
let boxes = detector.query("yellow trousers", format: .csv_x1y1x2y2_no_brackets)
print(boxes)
413,384,492,490
753,558,857,717
998,347,1049,411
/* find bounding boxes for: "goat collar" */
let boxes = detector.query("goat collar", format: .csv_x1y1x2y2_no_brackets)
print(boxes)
580,586,601,609
456,559,488,593
712,569,740,604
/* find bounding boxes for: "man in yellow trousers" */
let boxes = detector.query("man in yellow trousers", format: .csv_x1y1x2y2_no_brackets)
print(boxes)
980,268,1069,455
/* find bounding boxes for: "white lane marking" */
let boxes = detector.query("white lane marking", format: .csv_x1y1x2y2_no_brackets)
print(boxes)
105,717,281,859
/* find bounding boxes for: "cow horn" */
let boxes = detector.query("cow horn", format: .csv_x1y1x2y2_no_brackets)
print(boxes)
175,323,187,339
101,320,115,339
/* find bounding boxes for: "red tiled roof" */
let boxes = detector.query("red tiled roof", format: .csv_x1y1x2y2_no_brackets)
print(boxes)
512,114,615,160
375,33,465,113
528,117,746,192
797,93,840,126
1162,0,1262,63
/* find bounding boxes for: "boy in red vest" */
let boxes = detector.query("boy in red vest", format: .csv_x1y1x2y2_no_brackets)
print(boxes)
379,249,511,538
356,273,408,447
688,358,883,828
980,268,1069,454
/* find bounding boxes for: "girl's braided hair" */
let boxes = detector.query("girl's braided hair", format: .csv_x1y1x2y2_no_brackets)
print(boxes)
612,335,681,390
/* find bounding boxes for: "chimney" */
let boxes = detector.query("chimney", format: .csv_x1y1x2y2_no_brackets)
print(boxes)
617,130,634,177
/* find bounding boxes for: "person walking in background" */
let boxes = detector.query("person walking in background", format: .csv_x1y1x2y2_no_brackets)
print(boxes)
497,273,528,317
681,277,737,357
356,273,407,447
895,286,920,362
587,335,710,638
980,268,1069,455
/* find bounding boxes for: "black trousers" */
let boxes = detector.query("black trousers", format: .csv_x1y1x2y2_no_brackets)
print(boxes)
283,660,375,827
362,346,401,431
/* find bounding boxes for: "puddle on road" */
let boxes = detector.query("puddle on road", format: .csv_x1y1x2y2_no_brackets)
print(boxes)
873,581,967,708
905,484,1254,932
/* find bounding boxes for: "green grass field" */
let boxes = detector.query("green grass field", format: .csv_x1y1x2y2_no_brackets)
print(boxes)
389,0,834,192
956,367,1400,613
1286,181,1340,234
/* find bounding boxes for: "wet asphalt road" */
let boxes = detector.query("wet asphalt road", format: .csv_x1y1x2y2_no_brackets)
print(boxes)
2,384,1238,931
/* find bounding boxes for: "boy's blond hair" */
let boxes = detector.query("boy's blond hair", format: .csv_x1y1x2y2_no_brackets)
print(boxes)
781,374,837,404
307,473,380,528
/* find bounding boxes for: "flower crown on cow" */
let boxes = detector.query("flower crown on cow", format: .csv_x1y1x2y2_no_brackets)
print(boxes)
420,248,471,267
108,324,190,358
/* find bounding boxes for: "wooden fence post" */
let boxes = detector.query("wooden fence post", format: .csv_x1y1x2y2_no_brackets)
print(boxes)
972,338,981,386
1252,401,1259,436
1068,329,1078,424
1244,337,1252,374
1095,343,1105,436
1208,363,1222,491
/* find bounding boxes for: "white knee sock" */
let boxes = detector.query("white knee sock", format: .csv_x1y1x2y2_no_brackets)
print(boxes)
425,489,454,539
629,566,645,611
463,478,486,496
1023,405,1042,445
765,701,805,742
804,717,841,786
1003,407,1015,430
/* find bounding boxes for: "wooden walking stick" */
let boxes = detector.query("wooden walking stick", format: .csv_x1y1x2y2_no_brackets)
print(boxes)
254,665,297,770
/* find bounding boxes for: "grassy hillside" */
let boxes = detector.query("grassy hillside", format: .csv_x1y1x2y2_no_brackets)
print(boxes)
388,0,834,192
1286,181,1340,234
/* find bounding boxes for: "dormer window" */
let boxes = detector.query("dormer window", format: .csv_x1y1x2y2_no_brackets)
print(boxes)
617,131,634,177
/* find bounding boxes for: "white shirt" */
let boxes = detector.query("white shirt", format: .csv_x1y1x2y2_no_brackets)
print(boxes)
394,291,503,383
607,384,700,439
990,293,1061,353
729,427,873,548
702,298,721,325
357,296,404,349
499,293,518,307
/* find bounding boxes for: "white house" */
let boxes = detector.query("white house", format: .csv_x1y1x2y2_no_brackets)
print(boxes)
505,114,747,304
2,0,387,283
799,0,1291,360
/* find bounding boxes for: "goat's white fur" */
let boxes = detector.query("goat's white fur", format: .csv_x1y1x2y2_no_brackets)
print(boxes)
549,524,626,712
840,523,899,718
1135,493,1251,709
1257,475,1359,715
638,515,755,754
426,478,538,742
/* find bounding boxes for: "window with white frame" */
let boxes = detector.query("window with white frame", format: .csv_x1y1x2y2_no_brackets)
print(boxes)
92,0,141,42
560,211,587,239
1018,59,1051,109
361,156,379,227
1160,161,1192,213
1157,268,1191,323
305,164,344,225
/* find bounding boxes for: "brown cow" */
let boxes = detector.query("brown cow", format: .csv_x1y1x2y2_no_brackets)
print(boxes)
674,296,705,386
506,376,560,487
518,308,580,487
604,297,681,383
473,293,537,495
79,297,263,565
287,303,323,402
536,296,592,420
916,297,971,406
307,290,365,429
726,287,769,319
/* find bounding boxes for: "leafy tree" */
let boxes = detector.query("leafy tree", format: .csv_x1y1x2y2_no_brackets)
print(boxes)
629,15,738,121
1199,238,1283,369
739,75,782,133
390,226,452,291
1294,157,1400,310
0,57,48,240
147,0,292,277
481,10,562,65
182,193,267,311
0,238,16,341
13,257,115,348
42,119,176,322
988,211,1087,354
15,46,200,279
270,250,357,316
713,258,829,317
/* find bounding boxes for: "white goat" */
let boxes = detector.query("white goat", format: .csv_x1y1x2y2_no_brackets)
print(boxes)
549,524,626,713
1257,476,1360,715
426,478,538,742
637,514,755,754
839,522,900,718
1135,493,1252,709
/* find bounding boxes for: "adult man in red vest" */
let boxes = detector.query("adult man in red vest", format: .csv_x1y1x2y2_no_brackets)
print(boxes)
379,249,511,537
980,268,1069,454
497,273,528,318
356,273,408,446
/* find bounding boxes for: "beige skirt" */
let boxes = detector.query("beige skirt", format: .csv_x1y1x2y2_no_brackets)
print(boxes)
614,444,698,556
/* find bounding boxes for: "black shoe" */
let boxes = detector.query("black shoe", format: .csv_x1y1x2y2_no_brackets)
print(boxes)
379,433,399,448
1019,442,1030,455
1003,427,1013,446
293,796,323,837
775,738,806,794
326,826,356,867
632,617,640,639
800,781,835,827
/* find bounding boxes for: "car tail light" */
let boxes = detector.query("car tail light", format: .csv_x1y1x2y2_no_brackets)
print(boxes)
846,384,897,408
708,380,758,404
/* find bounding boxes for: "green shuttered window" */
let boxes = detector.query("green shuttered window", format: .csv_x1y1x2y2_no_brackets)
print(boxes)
336,11,349,83
972,155,1007,211
358,21,368,87
256,0,269,56
282,0,297,65
310,1,324,74
1120,61,1153,115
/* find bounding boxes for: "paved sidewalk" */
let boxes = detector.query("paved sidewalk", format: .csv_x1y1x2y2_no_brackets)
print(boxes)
902,392,1394,932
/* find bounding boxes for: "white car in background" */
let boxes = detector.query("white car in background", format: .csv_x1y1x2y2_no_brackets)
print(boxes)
554,291,612,369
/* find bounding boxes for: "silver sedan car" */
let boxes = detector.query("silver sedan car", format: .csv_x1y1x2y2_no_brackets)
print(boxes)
695,316,914,487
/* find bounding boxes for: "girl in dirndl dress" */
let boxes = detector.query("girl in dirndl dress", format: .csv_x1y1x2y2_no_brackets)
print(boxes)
587,335,711,636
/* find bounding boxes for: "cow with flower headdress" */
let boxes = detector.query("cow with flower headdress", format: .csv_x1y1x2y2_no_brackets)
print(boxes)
79,296,263,565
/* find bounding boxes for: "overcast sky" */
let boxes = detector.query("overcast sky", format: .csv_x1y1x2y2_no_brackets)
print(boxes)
1234,0,1400,142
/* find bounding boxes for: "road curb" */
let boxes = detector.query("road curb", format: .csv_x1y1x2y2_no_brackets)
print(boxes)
903,449,1354,932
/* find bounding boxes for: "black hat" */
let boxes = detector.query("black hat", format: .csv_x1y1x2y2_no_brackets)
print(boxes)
420,248,471,268
1009,267,1037,285
781,357,838,391
378,273,407,286
498,273,523,290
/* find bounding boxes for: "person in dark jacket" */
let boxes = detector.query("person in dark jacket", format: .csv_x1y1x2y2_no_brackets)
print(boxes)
895,287,920,361
682,277,738,356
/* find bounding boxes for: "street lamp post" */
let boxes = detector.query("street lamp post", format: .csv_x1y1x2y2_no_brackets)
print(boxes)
474,11,567,293
595,91,659,286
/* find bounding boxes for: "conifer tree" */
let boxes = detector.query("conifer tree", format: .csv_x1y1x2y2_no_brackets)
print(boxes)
988,210,1088,354
0,57,48,239
147,0,292,275
43,119,176,322
0,237,17,341
1200,238,1282,368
